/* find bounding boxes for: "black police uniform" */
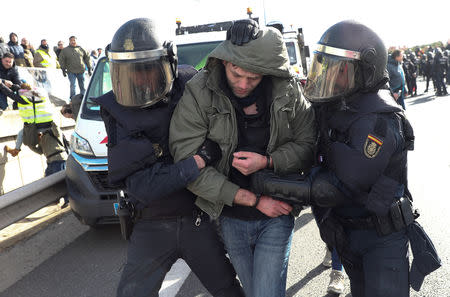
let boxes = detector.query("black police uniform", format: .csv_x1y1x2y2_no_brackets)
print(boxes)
302,20,441,297
314,90,411,297
94,66,243,297
432,50,448,96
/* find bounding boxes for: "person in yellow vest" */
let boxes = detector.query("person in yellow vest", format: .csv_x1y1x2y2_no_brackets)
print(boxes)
2,81,69,207
33,39,60,68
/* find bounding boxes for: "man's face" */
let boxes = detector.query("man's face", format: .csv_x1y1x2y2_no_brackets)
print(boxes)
58,42,64,49
132,67,161,91
2,57,14,69
41,40,48,47
21,38,28,45
395,52,403,63
10,35,17,43
223,61,263,98
69,38,77,47
98,49,102,55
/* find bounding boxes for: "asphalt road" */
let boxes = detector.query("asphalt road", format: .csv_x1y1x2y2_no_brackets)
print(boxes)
0,79,449,297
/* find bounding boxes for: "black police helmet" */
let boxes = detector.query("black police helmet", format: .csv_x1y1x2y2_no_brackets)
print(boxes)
304,20,389,103
107,18,178,108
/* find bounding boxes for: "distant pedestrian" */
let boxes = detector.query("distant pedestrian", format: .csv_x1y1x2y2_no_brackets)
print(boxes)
387,50,406,109
424,52,435,92
432,48,448,96
0,36,10,58
20,38,34,67
55,41,64,59
7,33,26,67
34,39,60,68
90,49,98,70
97,47,102,56
0,52,21,112
58,36,91,98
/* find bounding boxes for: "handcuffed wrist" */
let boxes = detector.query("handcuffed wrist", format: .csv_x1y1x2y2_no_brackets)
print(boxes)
252,194,261,208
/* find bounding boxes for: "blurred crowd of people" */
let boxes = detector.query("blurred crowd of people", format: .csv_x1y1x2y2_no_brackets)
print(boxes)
0,32,102,70
387,44,449,109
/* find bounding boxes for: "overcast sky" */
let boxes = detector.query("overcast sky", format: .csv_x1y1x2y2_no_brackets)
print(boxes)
0,0,448,52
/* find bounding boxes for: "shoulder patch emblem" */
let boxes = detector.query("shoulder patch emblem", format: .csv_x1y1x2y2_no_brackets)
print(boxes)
364,134,383,158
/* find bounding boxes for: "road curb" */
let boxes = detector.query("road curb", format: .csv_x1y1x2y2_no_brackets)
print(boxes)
0,204,72,252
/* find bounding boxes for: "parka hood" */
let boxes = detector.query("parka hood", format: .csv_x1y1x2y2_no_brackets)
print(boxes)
206,27,292,78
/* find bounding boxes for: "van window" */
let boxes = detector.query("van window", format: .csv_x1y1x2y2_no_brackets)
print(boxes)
81,57,112,119
177,41,222,70
285,42,297,65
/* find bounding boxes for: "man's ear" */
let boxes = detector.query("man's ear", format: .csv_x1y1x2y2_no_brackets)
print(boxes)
222,60,228,67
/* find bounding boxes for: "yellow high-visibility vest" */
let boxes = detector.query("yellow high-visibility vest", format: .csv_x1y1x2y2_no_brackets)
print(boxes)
18,95,53,124
35,49,56,68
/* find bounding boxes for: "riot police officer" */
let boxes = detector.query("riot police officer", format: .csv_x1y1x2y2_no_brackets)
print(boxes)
93,18,244,297
433,48,448,96
303,20,440,297
424,52,434,93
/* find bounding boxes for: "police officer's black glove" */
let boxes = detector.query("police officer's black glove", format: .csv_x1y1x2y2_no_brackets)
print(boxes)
196,139,222,167
88,69,92,76
62,69,67,77
310,170,351,208
226,19,260,46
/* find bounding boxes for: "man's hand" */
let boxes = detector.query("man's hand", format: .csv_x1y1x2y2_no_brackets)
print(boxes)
232,151,267,176
393,92,399,100
233,188,258,206
193,155,206,170
3,80,13,88
256,196,293,218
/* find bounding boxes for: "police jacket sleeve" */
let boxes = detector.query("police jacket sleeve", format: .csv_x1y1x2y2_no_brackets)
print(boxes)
124,157,200,206
270,87,317,175
0,82,28,104
169,82,239,207
328,114,401,211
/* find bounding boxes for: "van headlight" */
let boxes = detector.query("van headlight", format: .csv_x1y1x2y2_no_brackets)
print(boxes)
70,133,94,156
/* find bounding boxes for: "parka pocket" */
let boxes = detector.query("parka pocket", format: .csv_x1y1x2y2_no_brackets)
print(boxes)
205,106,232,145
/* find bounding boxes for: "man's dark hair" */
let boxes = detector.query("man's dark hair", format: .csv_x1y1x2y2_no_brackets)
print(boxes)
41,39,46,43
392,50,403,59
69,36,77,40
2,52,14,59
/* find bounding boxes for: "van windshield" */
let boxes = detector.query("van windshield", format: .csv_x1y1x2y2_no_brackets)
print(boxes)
81,57,112,119
177,41,222,70
285,41,297,65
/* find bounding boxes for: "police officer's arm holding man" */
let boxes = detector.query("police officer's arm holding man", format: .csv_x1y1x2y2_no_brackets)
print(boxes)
93,18,244,297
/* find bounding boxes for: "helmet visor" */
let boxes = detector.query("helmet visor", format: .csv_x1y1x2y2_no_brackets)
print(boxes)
303,53,357,103
110,58,173,107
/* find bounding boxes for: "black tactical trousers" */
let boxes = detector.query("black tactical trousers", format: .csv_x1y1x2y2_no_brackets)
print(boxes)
116,214,244,297
342,228,409,297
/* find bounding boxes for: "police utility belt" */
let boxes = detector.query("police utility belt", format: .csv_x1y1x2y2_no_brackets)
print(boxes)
335,197,419,236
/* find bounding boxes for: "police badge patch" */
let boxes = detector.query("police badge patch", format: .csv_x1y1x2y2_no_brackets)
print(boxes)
364,134,383,158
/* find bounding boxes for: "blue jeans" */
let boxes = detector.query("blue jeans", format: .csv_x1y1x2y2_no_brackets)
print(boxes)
45,160,66,176
219,215,294,297
331,248,343,271
0,93,8,110
343,228,409,297
67,72,86,99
